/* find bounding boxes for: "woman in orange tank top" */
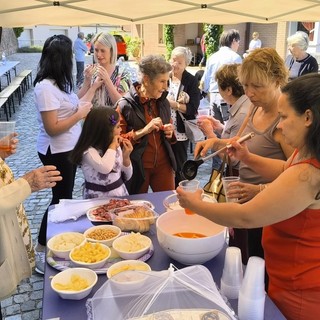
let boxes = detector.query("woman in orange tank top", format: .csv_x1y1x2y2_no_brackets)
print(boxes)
176,73,320,320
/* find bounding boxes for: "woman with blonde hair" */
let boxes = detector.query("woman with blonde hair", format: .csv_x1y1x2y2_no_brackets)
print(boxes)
285,31,318,80
78,32,131,107
195,48,294,267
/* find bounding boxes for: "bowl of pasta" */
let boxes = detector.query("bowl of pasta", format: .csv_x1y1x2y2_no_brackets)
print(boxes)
112,233,152,260
47,232,86,259
69,242,111,269
51,267,98,300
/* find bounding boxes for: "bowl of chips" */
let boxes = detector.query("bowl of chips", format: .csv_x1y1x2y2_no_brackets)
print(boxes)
51,267,98,300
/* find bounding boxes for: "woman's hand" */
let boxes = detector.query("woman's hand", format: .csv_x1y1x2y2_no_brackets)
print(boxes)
162,123,174,139
226,139,251,163
144,117,163,134
96,66,113,88
176,187,203,211
83,64,96,81
0,133,18,159
194,138,216,158
23,165,62,192
197,118,216,138
225,181,260,203
77,100,92,119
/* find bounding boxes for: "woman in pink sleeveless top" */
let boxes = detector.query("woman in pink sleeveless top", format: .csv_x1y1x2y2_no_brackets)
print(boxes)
176,73,320,320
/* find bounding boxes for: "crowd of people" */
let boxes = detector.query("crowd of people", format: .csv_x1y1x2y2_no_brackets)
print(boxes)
1,28,320,320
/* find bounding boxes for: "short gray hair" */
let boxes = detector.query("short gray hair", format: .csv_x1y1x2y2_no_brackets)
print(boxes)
92,32,117,64
78,32,84,38
171,46,193,66
138,55,172,81
287,31,309,51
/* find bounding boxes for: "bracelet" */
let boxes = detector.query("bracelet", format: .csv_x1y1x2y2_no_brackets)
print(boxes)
176,102,180,110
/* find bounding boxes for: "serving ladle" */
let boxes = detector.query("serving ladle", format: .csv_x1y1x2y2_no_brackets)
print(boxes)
182,132,255,180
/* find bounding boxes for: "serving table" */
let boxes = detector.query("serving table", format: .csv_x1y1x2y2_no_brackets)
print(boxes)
42,191,285,320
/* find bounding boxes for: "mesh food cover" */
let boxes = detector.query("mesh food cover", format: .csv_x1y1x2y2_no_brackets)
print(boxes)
86,264,236,320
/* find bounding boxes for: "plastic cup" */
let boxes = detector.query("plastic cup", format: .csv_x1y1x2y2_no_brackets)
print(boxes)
222,176,240,202
238,291,265,320
197,108,211,117
178,179,200,215
241,256,265,297
0,121,16,152
220,246,243,299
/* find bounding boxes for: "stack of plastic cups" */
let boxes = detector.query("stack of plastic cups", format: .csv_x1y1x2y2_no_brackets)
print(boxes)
220,247,243,299
238,256,266,320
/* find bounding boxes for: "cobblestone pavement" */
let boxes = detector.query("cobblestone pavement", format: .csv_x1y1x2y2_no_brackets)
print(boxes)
0,53,212,320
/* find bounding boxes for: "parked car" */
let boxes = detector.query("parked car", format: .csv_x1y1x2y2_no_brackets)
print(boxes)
88,35,128,61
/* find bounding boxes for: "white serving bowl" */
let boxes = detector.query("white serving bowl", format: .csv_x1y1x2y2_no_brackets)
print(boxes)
84,225,121,246
156,209,226,265
112,233,152,260
69,242,111,269
107,260,151,291
51,268,98,300
163,193,217,211
47,232,86,259
107,260,151,278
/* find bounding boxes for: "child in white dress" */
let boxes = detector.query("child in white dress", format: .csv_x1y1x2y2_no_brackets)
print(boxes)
70,107,133,198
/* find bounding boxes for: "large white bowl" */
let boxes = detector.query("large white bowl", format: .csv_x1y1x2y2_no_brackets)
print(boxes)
156,210,226,265
51,268,98,300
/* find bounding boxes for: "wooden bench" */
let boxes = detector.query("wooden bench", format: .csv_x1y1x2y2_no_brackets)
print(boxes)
0,84,21,115
0,98,10,121
10,77,27,96
16,70,33,89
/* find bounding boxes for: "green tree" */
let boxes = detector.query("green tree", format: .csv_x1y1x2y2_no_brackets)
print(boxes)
164,25,175,61
13,27,24,38
203,24,223,58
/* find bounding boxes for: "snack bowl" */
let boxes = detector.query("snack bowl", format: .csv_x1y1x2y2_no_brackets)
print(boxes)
107,260,151,291
84,225,121,246
112,204,159,233
163,193,216,211
47,232,86,259
69,242,111,269
156,209,226,265
51,268,98,300
112,233,152,260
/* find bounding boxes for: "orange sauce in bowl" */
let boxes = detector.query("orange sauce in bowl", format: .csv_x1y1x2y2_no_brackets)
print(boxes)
173,232,206,238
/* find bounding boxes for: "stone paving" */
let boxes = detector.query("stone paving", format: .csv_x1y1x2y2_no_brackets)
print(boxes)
0,53,212,320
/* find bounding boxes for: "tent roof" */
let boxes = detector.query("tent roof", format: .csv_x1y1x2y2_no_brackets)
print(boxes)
1,0,320,27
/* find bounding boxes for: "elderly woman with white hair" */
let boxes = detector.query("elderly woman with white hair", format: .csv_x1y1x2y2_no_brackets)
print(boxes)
78,32,131,107
285,31,318,81
167,46,201,186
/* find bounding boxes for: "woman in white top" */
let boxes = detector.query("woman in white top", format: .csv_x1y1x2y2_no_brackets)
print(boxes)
33,34,101,271
243,32,262,58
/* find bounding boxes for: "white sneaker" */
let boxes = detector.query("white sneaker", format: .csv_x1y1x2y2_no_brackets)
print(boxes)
35,249,45,275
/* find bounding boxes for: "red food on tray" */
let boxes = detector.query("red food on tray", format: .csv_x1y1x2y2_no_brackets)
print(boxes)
89,199,131,221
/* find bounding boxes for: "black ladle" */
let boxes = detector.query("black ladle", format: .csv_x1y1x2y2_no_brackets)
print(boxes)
182,132,255,180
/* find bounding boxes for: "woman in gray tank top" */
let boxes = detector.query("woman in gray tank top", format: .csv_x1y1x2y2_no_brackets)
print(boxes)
194,48,294,277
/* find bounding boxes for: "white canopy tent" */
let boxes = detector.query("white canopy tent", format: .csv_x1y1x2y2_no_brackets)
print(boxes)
1,0,320,27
